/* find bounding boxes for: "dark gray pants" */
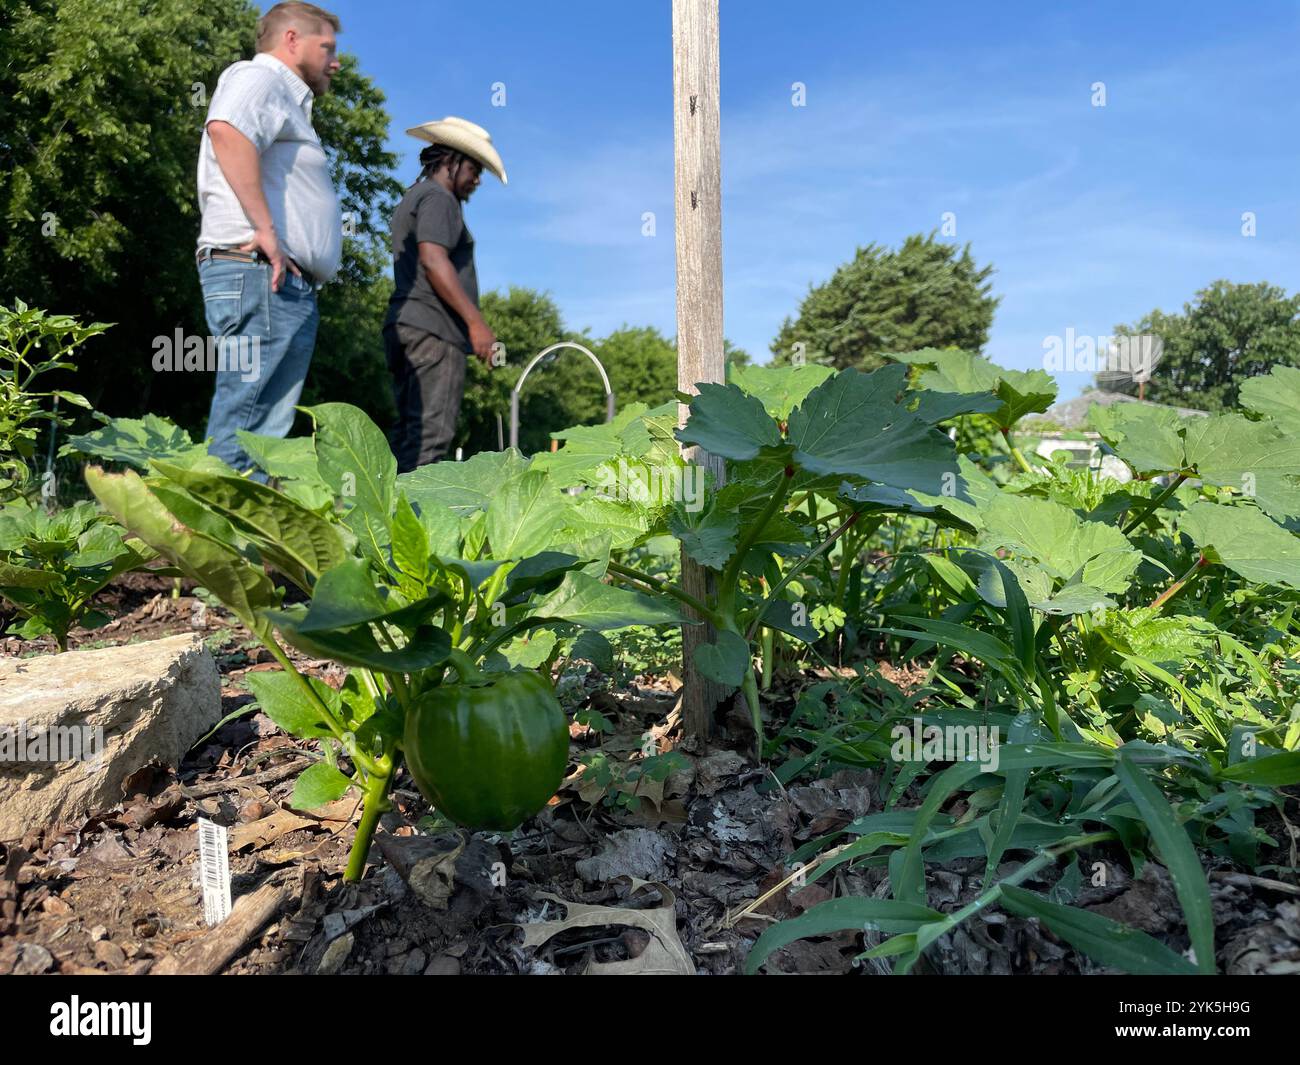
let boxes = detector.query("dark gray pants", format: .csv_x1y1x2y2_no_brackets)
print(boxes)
384,323,466,473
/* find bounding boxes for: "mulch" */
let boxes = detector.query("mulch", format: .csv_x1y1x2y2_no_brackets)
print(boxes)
2,573,1298,975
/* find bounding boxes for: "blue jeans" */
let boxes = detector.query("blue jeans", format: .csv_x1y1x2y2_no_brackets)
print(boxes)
199,257,319,473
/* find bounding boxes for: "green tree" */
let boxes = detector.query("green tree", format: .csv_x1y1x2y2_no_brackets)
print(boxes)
770,232,998,370
0,0,400,434
1107,281,1300,412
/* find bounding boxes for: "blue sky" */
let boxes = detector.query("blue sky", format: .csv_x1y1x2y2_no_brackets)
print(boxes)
327,0,1300,400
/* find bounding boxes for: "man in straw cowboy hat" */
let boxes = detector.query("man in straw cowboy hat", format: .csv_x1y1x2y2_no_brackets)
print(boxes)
384,117,507,472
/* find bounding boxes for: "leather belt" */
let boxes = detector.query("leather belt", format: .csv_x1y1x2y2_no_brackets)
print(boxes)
197,246,315,288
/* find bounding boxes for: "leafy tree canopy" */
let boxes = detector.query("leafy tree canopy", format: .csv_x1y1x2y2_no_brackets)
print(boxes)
770,232,998,371
0,0,400,432
1106,280,1300,412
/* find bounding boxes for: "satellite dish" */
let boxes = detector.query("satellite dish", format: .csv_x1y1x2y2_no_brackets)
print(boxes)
1095,334,1164,400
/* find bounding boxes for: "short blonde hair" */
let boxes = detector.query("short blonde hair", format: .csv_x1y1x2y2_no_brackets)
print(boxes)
256,2,341,52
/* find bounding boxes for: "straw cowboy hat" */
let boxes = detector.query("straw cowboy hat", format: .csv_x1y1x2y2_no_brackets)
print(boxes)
405,117,507,185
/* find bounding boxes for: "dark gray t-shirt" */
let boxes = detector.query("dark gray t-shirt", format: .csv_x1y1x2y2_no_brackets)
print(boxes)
385,179,477,350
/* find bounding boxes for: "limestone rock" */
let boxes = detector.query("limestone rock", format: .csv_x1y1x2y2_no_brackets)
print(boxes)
0,634,221,839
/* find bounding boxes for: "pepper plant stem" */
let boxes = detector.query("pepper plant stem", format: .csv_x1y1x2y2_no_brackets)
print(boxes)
344,761,394,883
1121,473,1188,535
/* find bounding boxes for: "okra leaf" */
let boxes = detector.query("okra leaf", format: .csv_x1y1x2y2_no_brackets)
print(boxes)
754,598,819,643
908,389,1002,424
1239,363,1300,433
568,630,615,672
693,630,751,688
675,382,787,461
786,364,959,495
70,413,204,469
727,363,835,419
399,448,528,516
291,762,354,810
669,503,738,570
1184,414,1300,523
1180,501,1300,589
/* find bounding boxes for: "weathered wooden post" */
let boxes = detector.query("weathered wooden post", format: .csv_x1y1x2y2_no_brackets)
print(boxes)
672,0,728,745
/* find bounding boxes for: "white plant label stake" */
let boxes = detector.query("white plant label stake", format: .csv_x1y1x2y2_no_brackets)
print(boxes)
197,818,231,926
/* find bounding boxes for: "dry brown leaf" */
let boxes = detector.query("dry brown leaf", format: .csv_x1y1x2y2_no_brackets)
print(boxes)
228,809,314,852
519,878,695,975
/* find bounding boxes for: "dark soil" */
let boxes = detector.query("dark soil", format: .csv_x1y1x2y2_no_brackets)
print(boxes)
2,573,1298,976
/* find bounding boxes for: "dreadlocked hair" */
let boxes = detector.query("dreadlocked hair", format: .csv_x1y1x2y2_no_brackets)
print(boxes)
415,144,469,186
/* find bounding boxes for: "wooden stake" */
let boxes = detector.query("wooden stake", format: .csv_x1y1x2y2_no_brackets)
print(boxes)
673,0,728,745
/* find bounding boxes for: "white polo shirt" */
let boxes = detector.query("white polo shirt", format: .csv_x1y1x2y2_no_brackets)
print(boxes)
196,52,342,285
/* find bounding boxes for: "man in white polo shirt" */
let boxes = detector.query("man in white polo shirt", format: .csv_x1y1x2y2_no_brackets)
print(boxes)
196,1,342,472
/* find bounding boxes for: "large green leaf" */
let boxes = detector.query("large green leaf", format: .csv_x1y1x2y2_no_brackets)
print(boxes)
693,630,751,688
1180,501,1300,589
676,382,786,461
727,363,835,419
245,670,337,739
669,503,738,570
1089,402,1188,474
151,461,347,587
291,762,354,810
398,449,527,515
265,607,452,672
70,414,204,469
999,885,1198,975
908,454,1001,531
486,470,569,559
85,467,278,635
786,364,959,495
306,403,396,561
559,496,652,551
1240,363,1300,432
979,494,1141,595
390,494,430,583
1184,414,1300,523
0,561,60,589
503,552,584,600
235,432,324,485
891,349,1056,429
533,570,687,631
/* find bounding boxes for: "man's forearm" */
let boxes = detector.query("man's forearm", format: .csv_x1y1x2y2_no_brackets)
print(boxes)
424,258,483,328
207,121,274,234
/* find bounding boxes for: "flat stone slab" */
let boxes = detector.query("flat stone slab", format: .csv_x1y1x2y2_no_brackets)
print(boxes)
0,634,221,840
